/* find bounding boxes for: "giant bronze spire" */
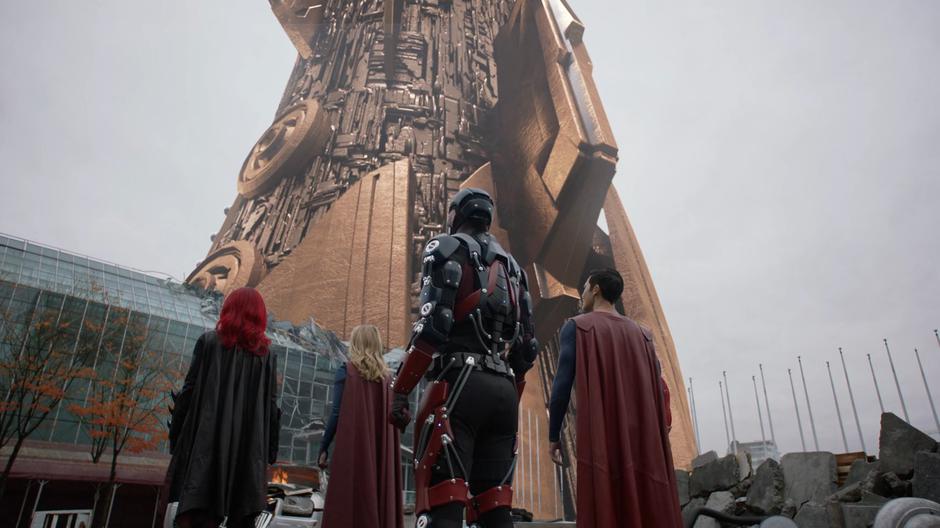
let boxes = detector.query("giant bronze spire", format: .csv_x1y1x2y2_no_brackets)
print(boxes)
189,0,695,517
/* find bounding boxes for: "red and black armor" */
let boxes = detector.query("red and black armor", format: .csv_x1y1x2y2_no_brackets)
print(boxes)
391,188,538,528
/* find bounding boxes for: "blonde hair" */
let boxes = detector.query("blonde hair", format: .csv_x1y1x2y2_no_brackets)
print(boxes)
349,325,389,382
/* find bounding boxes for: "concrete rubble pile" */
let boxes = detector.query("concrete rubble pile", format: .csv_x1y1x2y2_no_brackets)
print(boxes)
676,412,939,527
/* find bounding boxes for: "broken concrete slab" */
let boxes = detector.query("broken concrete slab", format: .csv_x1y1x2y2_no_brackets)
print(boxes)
844,458,879,488
690,452,751,497
781,498,798,519
706,490,735,513
781,452,838,507
859,469,892,498
747,459,785,515
842,502,882,528
913,451,940,503
681,497,705,528
859,491,889,507
692,450,719,469
883,472,912,497
830,481,863,503
692,491,735,528
878,412,938,477
729,474,754,498
792,502,831,528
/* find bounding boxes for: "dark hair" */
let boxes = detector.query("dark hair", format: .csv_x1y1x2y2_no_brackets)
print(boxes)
587,268,624,303
216,287,271,356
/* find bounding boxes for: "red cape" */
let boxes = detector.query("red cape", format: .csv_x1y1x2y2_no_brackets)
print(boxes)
573,311,682,528
321,363,403,528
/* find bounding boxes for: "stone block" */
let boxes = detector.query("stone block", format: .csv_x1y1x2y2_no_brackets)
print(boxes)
859,491,889,506
859,469,892,498
693,450,719,469
792,502,831,528
831,481,863,503
690,452,750,497
781,452,838,507
747,459,785,514
676,469,691,506
883,472,912,497
707,491,735,511
682,497,706,527
729,475,753,498
844,459,879,488
760,517,800,528
878,412,938,477
913,451,940,503
692,491,734,528
841,502,882,528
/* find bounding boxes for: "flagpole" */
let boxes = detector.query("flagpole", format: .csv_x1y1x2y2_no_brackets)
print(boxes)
826,361,849,452
722,371,738,454
788,368,807,452
688,387,696,453
867,353,885,413
914,347,940,434
839,347,867,453
884,338,910,421
797,356,819,450
689,378,703,454
719,380,731,454
759,364,777,446
752,375,767,453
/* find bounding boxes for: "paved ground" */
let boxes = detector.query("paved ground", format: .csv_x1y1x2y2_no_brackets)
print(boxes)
402,516,574,527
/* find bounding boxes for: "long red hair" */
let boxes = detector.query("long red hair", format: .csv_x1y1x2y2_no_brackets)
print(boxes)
216,287,270,356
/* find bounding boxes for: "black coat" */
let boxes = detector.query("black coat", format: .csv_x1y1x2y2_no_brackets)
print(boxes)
166,331,280,521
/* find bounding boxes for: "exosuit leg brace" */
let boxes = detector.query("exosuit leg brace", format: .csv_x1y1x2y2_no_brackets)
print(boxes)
413,357,518,527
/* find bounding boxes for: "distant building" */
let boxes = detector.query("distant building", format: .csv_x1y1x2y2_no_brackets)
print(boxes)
0,233,418,525
730,440,780,468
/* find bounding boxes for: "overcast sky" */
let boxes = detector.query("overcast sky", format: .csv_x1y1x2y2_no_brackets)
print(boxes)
1,1,938,457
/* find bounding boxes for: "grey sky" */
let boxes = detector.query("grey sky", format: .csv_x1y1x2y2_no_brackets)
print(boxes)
1,1,938,457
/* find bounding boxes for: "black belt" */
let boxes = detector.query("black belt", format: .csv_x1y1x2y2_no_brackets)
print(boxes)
431,351,513,379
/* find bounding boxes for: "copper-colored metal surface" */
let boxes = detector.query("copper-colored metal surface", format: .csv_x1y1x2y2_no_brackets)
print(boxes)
269,1,326,59
191,0,695,517
237,99,330,199
257,159,413,347
200,0,510,310
186,240,264,295
491,0,617,287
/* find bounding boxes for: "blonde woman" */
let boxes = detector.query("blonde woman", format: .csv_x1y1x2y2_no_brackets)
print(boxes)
317,325,404,528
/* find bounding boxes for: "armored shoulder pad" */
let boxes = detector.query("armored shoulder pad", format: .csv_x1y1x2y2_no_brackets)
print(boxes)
452,233,482,256
484,236,510,264
507,255,522,279
422,235,460,261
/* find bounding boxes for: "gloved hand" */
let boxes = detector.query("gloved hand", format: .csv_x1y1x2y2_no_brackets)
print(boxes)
390,392,412,432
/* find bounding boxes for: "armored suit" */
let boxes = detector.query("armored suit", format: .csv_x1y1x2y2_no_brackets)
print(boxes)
390,189,538,528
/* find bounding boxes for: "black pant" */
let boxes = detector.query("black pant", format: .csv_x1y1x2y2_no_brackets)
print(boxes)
175,510,257,528
427,370,518,528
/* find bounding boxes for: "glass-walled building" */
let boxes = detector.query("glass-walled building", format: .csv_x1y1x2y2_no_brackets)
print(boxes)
0,233,346,467
0,232,419,523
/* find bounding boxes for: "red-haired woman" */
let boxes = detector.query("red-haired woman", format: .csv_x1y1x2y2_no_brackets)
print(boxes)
165,287,281,528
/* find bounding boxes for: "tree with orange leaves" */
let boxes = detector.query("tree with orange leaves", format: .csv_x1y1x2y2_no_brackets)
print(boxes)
0,294,96,499
70,310,179,528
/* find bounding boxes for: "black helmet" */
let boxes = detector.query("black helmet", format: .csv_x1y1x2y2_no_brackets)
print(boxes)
448,188,494,234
